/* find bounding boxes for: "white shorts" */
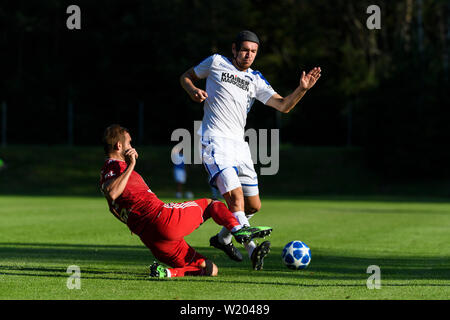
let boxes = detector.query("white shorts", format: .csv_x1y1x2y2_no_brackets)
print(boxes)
201,136,258,196
174,168,186,184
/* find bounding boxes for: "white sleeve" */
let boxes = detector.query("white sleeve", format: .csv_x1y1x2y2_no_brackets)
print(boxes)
253,71,277,104
193,55,216,79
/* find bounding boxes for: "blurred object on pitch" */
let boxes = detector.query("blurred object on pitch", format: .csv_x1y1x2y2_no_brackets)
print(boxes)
171,146,193,199
0,157,6,172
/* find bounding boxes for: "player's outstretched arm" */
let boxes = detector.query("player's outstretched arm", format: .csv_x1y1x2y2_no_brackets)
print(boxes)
180,67,208,103
266,67,321,114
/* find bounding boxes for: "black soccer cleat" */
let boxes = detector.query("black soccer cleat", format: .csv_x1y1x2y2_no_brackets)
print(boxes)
232,226,272,244
209,234,243,262
251,241,271,271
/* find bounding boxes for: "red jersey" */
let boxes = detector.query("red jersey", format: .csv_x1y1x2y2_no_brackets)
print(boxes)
99,159,164,235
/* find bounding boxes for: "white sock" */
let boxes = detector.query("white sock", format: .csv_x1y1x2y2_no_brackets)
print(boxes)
218,227,233,245
243,213,257,257
230,225,242,233
233,211,250,227
245,241,257,258
218,211,248,245
218,211,250,245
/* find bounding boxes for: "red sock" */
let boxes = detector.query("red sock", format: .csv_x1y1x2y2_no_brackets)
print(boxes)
168,266,207,277
203,200,240,231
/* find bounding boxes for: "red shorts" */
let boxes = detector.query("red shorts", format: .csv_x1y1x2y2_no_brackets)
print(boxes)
139,198,210,268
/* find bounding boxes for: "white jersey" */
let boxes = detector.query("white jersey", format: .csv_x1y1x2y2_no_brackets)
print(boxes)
194,54,277,141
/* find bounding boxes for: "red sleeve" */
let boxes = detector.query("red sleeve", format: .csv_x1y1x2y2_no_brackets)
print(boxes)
100,160,123,189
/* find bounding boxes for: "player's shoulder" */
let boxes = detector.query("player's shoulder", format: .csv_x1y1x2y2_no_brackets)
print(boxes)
197,54,236,73
101,158,124,171
212,54,237,71
197,53,220,66
195,54,224,74
103,158,118,166
249,68,271,85
100,159,125,182
105,158,116,165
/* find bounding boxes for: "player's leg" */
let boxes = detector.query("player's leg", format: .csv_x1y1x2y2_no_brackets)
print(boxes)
138,210,219,278
160,198,244,240
166,258,218,277
203,197,271,262
202,198,271,243
244,194,261,216
202,198,241,232
202,137,249,230
212,173,271,263
157,198,265,245
202,137,271,263
228,157,261,261
239,194,261,261
212,171,248,260
239,149,271,270
149,239,218,278
151,259,218,278
221,184,250,226
202,137,242,238
215,168,251,229
202,145,249,260
155,201,208,241
240,141,261,217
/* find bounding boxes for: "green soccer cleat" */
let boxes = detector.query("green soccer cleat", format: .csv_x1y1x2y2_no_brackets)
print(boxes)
232,226,273,244
149,262,169,278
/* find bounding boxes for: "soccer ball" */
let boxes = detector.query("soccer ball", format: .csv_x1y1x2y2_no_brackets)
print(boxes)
281,240,311,270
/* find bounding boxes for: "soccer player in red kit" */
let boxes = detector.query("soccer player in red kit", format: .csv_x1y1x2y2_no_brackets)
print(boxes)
99,124,272,278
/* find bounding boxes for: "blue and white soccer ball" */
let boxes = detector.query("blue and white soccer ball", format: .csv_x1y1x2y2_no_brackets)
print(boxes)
281,240,311,270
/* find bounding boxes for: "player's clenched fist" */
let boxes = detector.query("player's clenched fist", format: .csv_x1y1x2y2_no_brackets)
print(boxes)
124,148,138,166
190,88,208,103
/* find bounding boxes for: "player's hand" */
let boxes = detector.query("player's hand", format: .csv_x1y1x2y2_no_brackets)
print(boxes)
190,88,208,103
124,148,138,166
300,67,321,90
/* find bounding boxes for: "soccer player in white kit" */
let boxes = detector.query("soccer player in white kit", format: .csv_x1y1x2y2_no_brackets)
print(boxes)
180,30,321,270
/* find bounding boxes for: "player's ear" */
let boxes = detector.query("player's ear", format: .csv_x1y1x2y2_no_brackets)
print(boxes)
114,141,121,151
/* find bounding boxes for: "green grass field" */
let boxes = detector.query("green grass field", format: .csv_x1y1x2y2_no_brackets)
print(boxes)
1,195,449,300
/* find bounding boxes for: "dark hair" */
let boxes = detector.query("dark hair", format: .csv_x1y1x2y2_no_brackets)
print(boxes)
233,30,260,51
102,124,129,155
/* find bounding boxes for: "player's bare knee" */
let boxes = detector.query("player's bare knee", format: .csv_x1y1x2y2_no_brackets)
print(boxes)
245,197,261,214
245,202,261,214
245,206,259,215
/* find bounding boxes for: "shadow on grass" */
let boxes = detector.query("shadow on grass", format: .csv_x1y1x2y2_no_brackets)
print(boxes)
1,243,449,287
0,266,149,281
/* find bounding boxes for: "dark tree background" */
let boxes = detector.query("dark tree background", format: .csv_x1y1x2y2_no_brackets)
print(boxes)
1,0,449,179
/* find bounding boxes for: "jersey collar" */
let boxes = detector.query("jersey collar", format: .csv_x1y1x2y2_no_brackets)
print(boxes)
222,55,250,73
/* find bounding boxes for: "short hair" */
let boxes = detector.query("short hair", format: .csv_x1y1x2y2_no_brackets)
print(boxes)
102,124,129,155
